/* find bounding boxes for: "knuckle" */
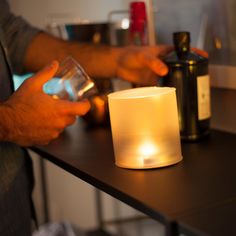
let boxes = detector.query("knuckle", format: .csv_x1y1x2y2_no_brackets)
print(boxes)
52,132,60,140
68,116,76,124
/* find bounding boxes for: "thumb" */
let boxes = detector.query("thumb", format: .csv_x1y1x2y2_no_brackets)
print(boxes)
32,60,59,88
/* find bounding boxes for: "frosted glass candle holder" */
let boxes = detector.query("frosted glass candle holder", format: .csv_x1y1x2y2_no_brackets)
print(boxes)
108,87,182,169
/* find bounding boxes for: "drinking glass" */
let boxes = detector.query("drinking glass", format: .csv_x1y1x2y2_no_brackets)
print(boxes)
44,56,97,101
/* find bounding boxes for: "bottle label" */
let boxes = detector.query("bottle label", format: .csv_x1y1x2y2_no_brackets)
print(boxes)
197,75,211,120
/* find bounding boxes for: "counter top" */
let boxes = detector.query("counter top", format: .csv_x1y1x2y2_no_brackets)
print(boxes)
31,119,236,236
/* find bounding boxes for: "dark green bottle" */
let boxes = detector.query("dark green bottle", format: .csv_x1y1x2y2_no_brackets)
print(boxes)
163,32,211,141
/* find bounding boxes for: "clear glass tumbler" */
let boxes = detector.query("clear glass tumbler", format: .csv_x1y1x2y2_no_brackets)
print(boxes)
44,56,98,101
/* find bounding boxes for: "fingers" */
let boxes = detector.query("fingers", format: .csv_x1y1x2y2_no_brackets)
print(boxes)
192,48,209,58
65,116,77,126
117,67,157,86
57,99,91,116
30,61,59,88
117,68,137,84
139,53,168,76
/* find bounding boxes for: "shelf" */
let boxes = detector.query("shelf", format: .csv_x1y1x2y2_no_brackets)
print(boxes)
31,119,236,236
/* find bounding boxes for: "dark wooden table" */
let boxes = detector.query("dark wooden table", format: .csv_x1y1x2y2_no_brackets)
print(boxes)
31,118,236,236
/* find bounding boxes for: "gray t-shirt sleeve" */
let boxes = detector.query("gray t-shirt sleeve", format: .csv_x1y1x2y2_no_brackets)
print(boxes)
0,0,40,74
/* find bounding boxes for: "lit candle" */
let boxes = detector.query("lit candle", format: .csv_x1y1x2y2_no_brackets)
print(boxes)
108,87,182,169
138,141,159,165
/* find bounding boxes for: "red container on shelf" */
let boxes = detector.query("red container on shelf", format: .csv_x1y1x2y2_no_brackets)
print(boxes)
129,1,148,45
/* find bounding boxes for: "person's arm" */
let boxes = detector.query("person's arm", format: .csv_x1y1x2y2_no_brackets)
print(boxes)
23,32,209,86
23,32,172,86
0,61,90,146
23,32,119,78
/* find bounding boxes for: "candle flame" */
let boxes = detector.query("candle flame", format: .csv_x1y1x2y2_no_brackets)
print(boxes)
139,142,158,156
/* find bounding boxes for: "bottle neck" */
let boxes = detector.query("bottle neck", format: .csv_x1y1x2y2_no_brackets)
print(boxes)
173,32,191,57
175,44,190,58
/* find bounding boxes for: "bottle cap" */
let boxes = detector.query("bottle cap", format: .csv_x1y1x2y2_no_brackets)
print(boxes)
173,32,190,47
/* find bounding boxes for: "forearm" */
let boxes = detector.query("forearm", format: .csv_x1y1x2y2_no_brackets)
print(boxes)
24,32,122,78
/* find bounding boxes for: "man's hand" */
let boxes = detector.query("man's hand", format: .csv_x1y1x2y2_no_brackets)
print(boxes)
1,61,90,146
116,45,173,86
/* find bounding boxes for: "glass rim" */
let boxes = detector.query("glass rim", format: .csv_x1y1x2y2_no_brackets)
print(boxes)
108,86,176,100
58,56,92,80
